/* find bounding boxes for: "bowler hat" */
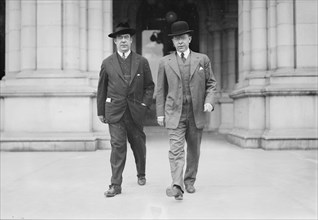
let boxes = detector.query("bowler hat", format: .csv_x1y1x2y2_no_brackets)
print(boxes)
108,22,136,38
168,21,193,37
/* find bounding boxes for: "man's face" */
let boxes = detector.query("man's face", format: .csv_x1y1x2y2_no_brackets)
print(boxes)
172,34,192,53
114,34,132,53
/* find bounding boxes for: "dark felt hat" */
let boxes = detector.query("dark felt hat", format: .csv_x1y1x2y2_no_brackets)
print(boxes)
168,21,193,37
108,22,136,38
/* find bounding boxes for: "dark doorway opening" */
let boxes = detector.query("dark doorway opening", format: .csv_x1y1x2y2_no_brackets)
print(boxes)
0,0,5,80
136,0,199,126
136,0,199,55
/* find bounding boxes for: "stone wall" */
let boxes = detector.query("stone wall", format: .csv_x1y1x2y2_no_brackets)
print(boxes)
228,0,318,149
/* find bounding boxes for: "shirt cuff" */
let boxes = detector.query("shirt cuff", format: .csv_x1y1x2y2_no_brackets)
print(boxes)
205,103,214,110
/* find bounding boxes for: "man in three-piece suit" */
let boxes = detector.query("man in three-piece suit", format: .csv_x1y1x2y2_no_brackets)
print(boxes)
156,21,217,200
97,22,154,197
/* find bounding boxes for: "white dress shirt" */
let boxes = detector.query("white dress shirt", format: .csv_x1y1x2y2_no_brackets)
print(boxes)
117,50,131,59
177,49,190,59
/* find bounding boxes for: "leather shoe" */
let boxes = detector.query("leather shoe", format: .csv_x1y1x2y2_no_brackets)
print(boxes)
104,184,122,197
166,185,183,200
138,177,146,186
185,185,196,193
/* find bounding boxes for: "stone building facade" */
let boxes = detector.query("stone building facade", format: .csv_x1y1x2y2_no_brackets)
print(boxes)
1,0,317,150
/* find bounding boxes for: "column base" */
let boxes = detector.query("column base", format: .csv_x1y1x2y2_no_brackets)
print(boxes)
261,129,318,150
0,132,111,151
218,93,234,134
0,71,113,151
227,128,263,148
227,128,318,150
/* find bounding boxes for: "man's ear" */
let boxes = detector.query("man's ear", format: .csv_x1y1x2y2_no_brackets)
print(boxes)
189,36,192,43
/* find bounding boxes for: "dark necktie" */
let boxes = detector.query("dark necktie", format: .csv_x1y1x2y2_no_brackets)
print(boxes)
122,52,125,59
181,52,186,63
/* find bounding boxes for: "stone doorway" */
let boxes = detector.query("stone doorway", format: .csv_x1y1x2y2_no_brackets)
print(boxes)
112,0,239,129
135,0,200,126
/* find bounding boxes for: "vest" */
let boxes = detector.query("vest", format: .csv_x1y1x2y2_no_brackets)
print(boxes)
177,53,191,104
117,53,131,83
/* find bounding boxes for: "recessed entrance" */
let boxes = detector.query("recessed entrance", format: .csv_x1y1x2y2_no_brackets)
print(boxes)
135,0,200,126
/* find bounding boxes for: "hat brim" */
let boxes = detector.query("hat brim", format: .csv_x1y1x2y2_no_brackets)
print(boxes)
168,30,193,37
108,29,136,38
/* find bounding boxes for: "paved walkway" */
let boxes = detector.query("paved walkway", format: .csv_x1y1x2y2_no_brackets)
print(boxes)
1,128,317,219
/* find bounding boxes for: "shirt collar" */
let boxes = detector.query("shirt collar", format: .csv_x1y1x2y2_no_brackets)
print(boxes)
177,49,190,59
117,50,131,58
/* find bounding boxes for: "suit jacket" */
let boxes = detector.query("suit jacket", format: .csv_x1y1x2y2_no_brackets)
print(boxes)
156,51,217,129
97,52,154,126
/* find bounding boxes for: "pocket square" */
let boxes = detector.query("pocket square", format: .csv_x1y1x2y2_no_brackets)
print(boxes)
199,67,204,71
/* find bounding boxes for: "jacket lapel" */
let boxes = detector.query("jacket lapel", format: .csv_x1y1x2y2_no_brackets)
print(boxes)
129,52,140,85
167,53,181,79
190,51,200,79
111,53,126,82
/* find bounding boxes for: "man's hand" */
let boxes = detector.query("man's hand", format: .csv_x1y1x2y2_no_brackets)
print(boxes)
98,115,106,123
157,116,165,126
203,103,214,112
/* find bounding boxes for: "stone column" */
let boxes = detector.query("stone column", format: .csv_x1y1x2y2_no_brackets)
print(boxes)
79,0,87,72
37,0,62,70
5,0,21,74
210,30,224,132
21,0,36,72
92,0,113,147
1,0,100,151
250,0,267,71
227,28,236,90
88,0,103,72
276,0,294,69
205,15,223,131
103,0,113,58
260,0,317,150
206,15,222,90
206,33,213,68
295,0,317,68
211,31,222,91
221,30,228,90
267,0,277,70
63,0,80,71
238,0,251,83
221,16,237,133
228,0,266,148
223,16,237,92
199,6,209,55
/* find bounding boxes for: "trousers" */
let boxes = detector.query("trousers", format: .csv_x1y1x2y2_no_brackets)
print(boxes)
108,108,146,185
167,101,203,192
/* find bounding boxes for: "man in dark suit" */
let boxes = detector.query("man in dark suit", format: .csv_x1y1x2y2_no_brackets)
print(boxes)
156,21,217,200
97,22,154,197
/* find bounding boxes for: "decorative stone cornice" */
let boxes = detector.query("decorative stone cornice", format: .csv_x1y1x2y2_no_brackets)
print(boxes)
0,86,96,97
230,84,318,99
229,85,265,98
